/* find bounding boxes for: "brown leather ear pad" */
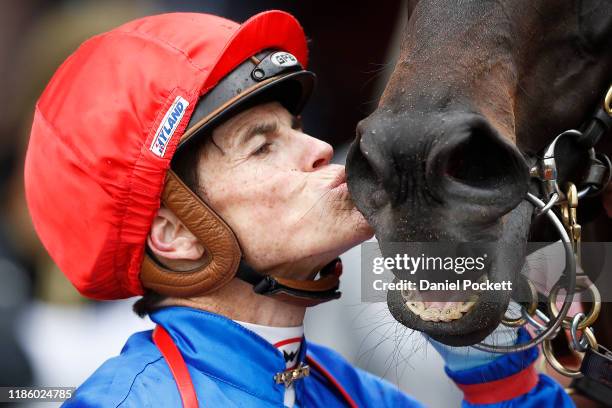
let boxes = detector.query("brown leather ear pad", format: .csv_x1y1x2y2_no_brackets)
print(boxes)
140,170,241,296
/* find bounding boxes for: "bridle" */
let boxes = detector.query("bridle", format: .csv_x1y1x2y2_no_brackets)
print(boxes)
474,85,612,382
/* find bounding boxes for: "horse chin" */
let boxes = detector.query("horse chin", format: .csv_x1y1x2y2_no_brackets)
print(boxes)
387,282,510,346
382,201,533,346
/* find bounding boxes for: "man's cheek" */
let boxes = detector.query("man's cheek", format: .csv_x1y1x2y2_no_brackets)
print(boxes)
262,180,300,206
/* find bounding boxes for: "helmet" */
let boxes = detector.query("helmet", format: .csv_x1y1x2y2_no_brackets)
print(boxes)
25,11,341,304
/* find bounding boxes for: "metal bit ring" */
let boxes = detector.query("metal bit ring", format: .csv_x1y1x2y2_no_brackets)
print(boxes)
524,308,548,333
542,327,597,378
548,280,601,330
502,278,538,327
536,193,559,216
474,193,576,353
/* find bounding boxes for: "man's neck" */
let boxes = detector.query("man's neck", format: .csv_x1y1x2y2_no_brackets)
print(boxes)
159,278,306,327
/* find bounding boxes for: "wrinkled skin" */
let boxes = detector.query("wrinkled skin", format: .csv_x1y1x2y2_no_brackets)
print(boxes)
346,0,612,346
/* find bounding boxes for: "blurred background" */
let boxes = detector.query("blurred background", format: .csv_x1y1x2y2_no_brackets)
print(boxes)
0,1,460,406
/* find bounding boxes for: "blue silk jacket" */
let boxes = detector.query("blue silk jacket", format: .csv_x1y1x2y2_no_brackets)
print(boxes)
62,306,573,407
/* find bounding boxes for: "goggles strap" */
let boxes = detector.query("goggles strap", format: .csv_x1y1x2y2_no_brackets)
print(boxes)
236,258,342,307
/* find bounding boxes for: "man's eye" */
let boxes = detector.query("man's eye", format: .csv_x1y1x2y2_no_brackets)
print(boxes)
252,142,272,156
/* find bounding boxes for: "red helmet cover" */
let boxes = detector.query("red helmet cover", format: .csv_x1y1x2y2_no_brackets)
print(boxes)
24,11,309,299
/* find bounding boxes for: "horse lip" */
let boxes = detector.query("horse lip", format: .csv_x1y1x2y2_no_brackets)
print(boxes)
388,283,509,344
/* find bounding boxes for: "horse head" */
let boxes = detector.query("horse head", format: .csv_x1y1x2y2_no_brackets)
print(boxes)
346,0,612,346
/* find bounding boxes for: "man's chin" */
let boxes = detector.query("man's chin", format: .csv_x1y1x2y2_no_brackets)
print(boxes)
301,228,370,267
323,221,374,258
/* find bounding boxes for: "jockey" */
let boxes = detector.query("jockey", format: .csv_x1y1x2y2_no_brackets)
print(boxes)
24,11,573,407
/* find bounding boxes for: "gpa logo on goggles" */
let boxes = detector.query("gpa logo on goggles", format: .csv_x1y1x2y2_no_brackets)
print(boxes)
270,52,298,67
149,96,189,158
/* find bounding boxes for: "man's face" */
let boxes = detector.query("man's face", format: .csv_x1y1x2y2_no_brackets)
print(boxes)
197,101,373,276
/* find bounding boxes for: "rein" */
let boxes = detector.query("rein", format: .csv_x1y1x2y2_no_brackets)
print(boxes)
474,85,612,385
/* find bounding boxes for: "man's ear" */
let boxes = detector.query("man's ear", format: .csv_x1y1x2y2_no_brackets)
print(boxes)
147,206,205,261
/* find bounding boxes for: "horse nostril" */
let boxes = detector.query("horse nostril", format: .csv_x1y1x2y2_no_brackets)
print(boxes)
426,118,529,212
445,128,511,189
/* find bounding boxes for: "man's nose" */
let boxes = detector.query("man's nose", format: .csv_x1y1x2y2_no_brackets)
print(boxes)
303,135,334,170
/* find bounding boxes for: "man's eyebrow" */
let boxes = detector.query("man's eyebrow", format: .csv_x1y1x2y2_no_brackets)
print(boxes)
236,120,279,147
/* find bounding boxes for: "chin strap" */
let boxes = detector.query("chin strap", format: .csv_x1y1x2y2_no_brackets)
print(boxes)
236,258,342,307
140,170,342,307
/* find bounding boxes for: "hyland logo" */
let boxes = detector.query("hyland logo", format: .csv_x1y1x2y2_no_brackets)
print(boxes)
149,96,189,158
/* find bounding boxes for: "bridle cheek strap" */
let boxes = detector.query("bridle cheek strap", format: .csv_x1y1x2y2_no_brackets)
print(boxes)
140,170,342,306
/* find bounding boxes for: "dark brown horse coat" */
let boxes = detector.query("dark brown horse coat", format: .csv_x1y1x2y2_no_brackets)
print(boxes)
347,0,612,346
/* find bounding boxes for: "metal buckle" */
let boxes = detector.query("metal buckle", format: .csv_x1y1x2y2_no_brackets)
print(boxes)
274,363,311,387
529,130,596,202
253,275,278,294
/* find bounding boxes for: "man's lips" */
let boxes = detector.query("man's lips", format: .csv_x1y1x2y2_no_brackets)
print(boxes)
328,169,347,189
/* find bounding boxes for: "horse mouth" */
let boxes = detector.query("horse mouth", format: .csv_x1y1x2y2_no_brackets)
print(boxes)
401,286,481,322
388,284,508,345
400,270,493,322
386,249,517,346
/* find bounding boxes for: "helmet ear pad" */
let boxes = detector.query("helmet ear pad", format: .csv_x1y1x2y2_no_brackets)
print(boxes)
140,170,242,297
